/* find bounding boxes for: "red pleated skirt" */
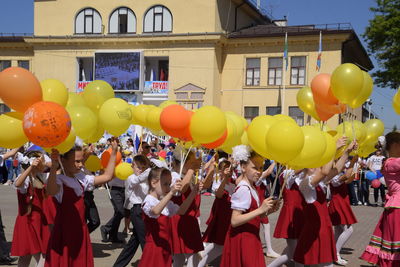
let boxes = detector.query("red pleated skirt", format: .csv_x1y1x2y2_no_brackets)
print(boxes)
43,196,58,225
361,208,400,267
202,191,232,245
273,183,305,239
328,183,357,226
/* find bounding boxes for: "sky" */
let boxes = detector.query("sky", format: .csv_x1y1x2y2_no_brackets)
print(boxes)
0,0,397,131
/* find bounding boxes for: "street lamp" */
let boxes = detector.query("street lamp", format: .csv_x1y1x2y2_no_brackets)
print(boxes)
366,98,373,119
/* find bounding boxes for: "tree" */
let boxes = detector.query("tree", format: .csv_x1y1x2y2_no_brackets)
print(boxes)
363,0,400,89
393,125,398,132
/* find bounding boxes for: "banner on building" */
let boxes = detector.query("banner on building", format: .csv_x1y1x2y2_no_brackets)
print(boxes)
143,81,169,94
76,81,92,93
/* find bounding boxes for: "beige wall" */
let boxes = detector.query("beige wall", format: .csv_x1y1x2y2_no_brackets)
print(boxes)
34,0,220,36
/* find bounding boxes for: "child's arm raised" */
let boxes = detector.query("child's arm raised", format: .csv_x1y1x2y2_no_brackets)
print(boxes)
178,181,203,215
202,157,216,190
47,150,61,196
215,166,231,199
150,180,182,217
94,139,118,186
14,157,42,188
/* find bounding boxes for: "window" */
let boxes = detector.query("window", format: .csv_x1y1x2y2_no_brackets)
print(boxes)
246,58,260,86
244,106,259,122
266,106,281,115
291,56,306,85
0,104,10,115
77,58,94,81
75,8,102,34
268,57,282,85
18,60,29,70
0,60,11,71
143,5,172,33
289,106,304,126
109,7,136,34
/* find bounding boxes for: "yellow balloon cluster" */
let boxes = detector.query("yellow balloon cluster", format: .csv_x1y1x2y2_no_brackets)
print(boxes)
115,162,134,180
0,112,28,148
41,79,69,107
99,98,132,137
85,155,102,172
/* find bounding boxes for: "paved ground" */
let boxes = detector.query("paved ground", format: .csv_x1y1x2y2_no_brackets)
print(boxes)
0,185,382,266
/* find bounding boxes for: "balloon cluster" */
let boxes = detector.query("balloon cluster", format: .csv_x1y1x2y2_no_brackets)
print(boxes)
297,63,373,121
131,102,248,154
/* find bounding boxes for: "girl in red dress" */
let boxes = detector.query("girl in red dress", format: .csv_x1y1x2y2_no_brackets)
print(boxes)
328,156,358,266
138,168,201,267
11,152,50,267
45,140,119,267
269,169,306,267
255,161,280,258
293,138,356,267
361,132,400,267
199,160,235,267
220,145,279,267
170,151,203,267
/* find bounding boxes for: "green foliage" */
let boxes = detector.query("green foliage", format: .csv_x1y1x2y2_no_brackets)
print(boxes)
363,0,400,89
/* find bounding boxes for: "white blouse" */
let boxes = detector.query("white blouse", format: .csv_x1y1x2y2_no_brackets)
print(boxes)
54,172,95,203
231,180,260,211
286,170,304,189
330,173,345,187
142,194,180,218
127,168,151,205
14,173,49,194
299,175,328,204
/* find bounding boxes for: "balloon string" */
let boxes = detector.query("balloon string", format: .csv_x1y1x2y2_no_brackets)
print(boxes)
58,158,66,176
271,163,283,197
278,166,291,199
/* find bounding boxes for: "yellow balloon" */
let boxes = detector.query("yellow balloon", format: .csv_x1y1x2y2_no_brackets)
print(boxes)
220,117,240,150
132,105,150,127
83,80,115,113
363,119,384,144
99,98,132,136
85,155,102,172
241,131,249,145
159,100,178,109
289,126,327,167
85,125,104,144
247,115,276,158
331,63,364,104
357,141,377,157
348,71,373,108
297,86,321,121
225,111,245,138
115,162,134,180
0,112,28,148
44,129,76,154
40,79,69,107
66,93,86,107
310,132,336,168
146,106,162,131
240,116,248,129
67,106,98,140
190,106,227,144
273,114,297,124
336,121,366,143
266,120,304,163
392,89,400,115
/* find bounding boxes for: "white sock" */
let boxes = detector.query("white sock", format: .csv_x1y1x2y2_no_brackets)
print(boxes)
198,243,223,267
36,254,45,267
186,253,200,267
172,254,186,267
336,225,353,256
268,239,297,267
263,223,279,255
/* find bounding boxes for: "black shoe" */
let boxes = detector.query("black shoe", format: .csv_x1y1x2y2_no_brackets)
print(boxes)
100,226,109,242
0,256,17,265
110,238,124,244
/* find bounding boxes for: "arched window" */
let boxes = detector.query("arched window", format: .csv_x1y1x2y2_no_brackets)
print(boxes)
109,7,136,34
143,5,172,33
75,8,102,34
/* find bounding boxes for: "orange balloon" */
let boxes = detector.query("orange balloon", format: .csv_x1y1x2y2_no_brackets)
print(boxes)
177,110,193,141
317,102,346,115
0,67,42,113
23,101,71,147
311,73,338,106
101,147,122,168
315,104,336,121
202,130,227,149
160,105,192,138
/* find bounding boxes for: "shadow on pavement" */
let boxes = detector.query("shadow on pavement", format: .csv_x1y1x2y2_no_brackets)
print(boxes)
92,242,125,258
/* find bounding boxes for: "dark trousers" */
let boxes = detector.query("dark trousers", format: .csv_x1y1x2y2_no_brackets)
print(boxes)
374,184,386,203
347,182,358,204
84,191,100,233
103,187,125,240
113,204,146,267
0,211,9,258
359,179,370,204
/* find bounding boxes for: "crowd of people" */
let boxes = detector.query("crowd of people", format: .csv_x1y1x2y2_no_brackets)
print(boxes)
0,131,398,267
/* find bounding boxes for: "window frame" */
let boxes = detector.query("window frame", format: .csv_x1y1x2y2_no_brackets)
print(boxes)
143,5,173,33
290,56,306,85
268,57,283,86
289,106,304,126
245,58,260,86
109,7,136,34
266,106,282,115
0,60,11,71
244,106,259,122
75,8,102,34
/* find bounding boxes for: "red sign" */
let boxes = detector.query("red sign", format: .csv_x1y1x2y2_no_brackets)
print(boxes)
76,81,92,93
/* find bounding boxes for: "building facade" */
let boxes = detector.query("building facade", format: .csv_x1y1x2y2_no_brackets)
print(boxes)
0,0,373,128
